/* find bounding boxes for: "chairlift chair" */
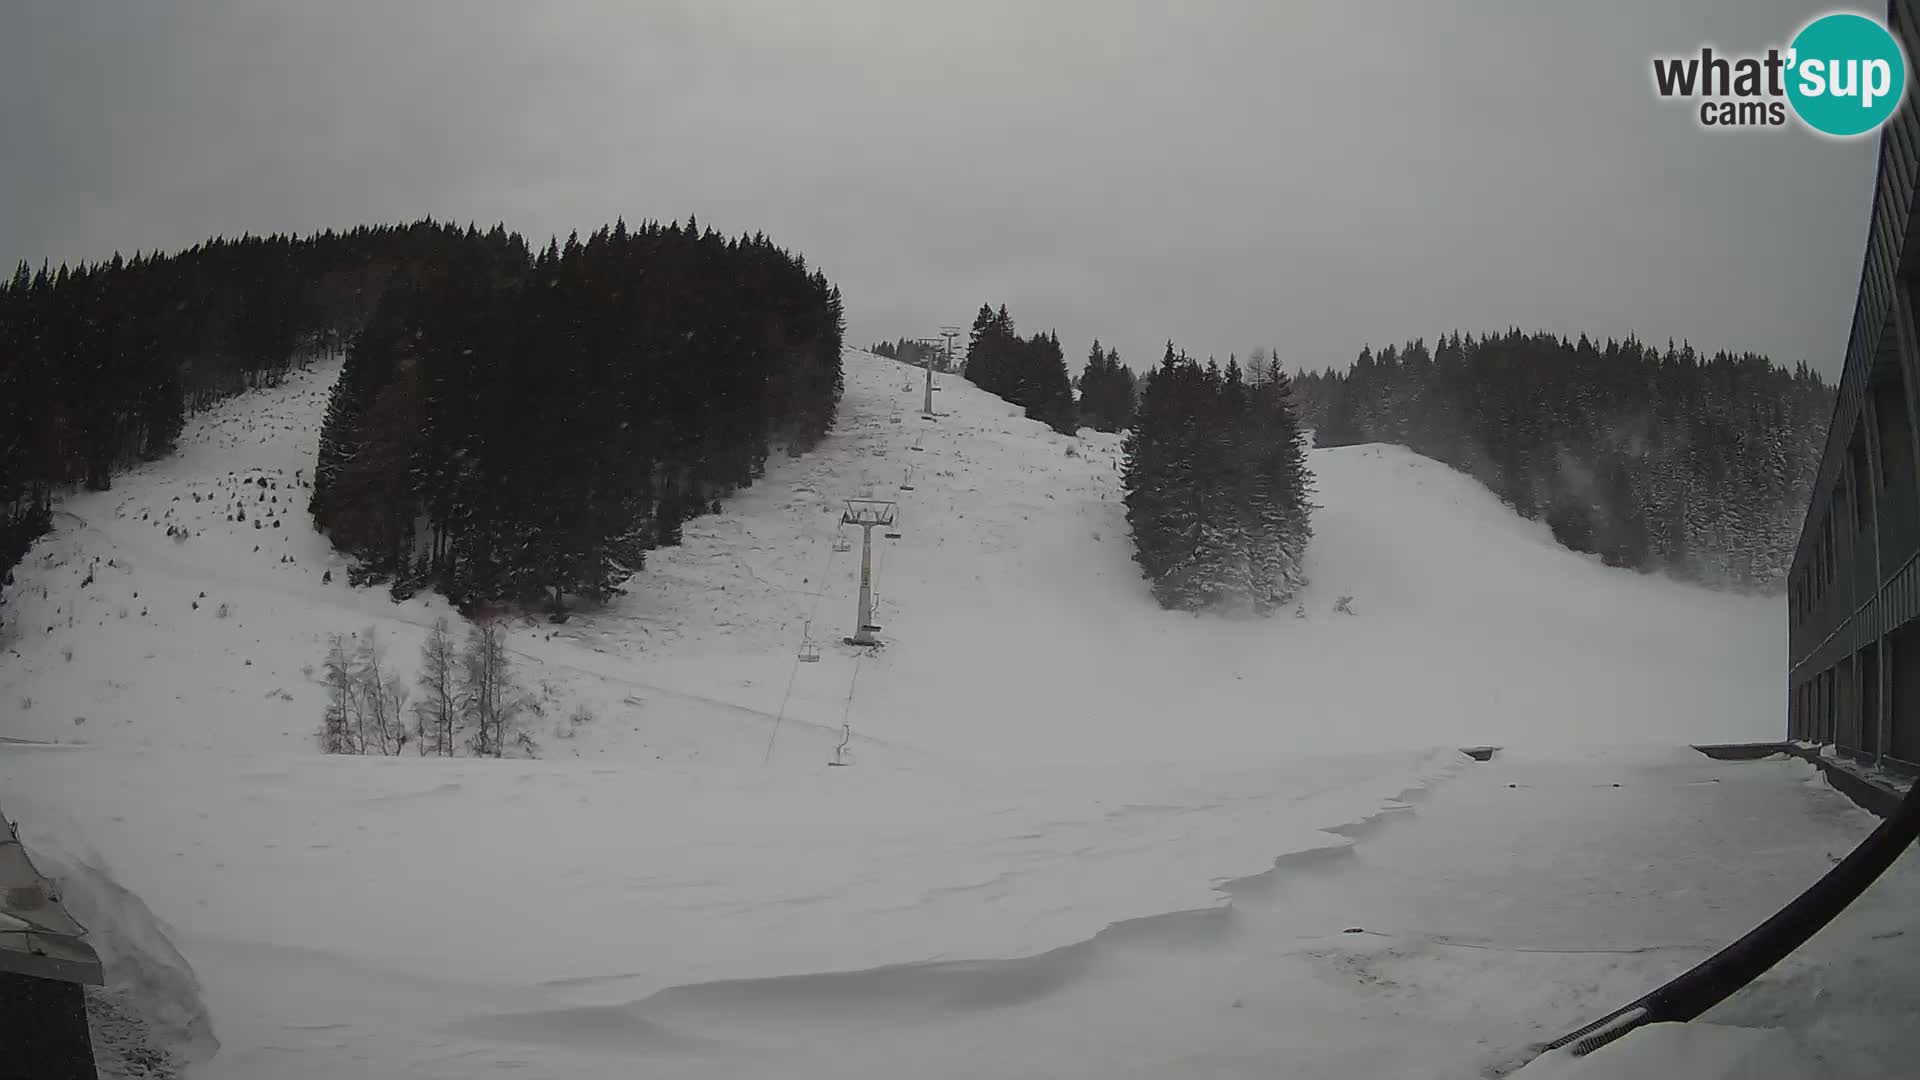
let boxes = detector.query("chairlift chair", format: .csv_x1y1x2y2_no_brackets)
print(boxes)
832,533,853,553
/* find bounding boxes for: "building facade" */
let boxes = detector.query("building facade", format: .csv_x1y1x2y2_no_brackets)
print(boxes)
1787,0,1920,770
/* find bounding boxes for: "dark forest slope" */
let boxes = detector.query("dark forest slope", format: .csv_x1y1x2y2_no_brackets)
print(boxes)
1293,331,1832,591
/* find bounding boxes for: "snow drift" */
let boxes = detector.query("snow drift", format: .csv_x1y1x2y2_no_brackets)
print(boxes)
10,791,218,1069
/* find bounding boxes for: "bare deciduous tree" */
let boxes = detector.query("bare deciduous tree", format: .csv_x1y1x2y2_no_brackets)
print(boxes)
460,622,522,758
319,618,528,758
319,627,415,755
414,616,458,756
320,633,357,753
356,627,407,756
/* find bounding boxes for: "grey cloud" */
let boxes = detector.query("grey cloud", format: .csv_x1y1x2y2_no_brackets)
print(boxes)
0,0,1877,376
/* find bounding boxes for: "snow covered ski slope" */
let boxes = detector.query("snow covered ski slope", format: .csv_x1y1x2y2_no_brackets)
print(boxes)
2,347,1781,764
0,347,1857,1079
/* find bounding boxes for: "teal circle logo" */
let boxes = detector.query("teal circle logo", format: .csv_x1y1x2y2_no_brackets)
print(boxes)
1787,13,1907,137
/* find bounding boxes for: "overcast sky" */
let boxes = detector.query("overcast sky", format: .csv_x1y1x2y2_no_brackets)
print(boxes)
0,0,1881,376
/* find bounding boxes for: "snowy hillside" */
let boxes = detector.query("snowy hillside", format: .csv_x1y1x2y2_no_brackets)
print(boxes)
2,348,1781,763
0,347,1845,1080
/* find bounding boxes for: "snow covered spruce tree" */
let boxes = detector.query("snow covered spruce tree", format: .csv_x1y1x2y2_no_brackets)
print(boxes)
1123,345,1312,612
962,303,1079,434
309,218,845,617
1076,340,1136,433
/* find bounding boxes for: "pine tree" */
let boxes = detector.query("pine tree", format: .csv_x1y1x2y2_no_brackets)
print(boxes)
1286,329,1830,589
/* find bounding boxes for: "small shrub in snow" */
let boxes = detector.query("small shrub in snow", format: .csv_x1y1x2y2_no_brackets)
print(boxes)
215,602,231,619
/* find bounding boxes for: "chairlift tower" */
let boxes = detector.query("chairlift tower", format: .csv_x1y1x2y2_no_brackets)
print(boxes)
939,326,960,370
937,327,961,416
840,499,897,646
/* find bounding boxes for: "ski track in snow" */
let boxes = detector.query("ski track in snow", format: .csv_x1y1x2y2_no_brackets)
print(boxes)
0,349,1894,1079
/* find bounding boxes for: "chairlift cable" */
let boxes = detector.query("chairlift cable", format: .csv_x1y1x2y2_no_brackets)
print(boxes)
762,533,845,765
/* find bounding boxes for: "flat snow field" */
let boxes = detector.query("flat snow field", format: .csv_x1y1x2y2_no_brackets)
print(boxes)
5,744,1913,1079
3,350,1909,1078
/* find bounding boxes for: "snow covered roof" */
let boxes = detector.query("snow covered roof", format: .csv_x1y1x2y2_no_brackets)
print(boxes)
0,804,103,985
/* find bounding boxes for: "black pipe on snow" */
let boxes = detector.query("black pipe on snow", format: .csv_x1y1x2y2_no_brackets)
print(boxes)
1538,770,1920,1060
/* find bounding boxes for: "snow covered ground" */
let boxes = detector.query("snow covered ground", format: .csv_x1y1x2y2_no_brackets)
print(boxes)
2,348,1901,1078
